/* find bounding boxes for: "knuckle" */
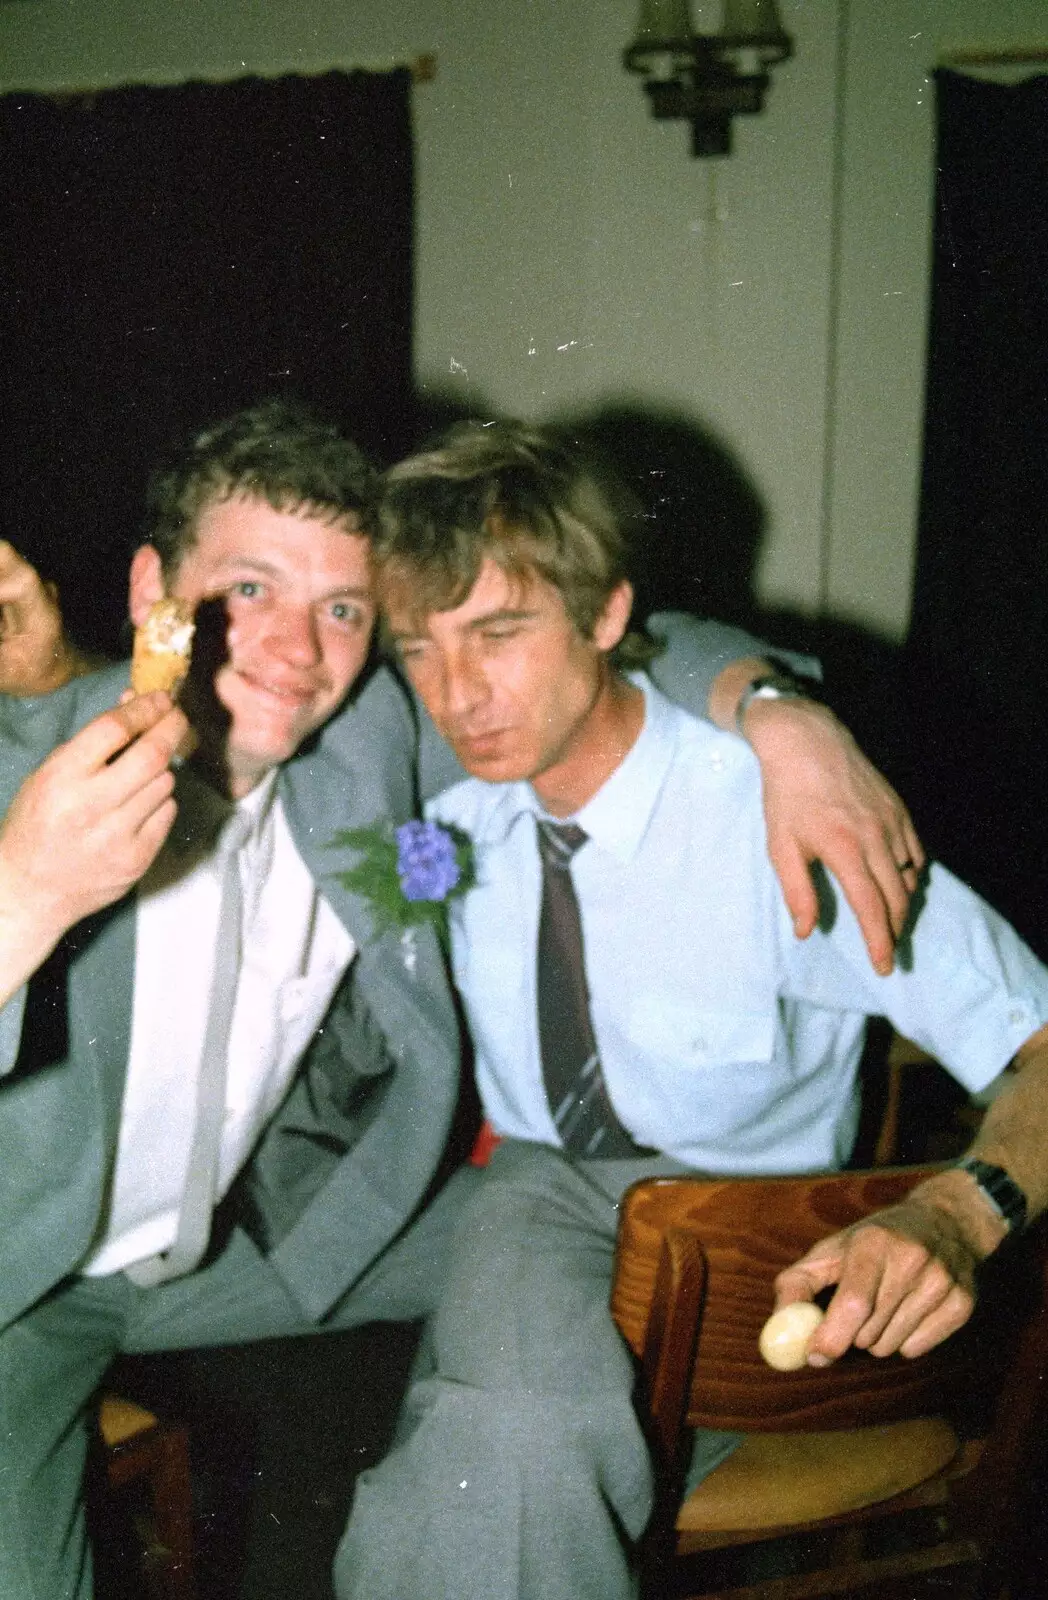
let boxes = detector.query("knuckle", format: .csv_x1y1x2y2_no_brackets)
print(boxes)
924,1257,953,1290
893,1238,932,1277
830,1285,875,1325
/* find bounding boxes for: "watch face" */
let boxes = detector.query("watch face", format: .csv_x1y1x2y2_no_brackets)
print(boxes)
756,686,802,701
737,675,813,731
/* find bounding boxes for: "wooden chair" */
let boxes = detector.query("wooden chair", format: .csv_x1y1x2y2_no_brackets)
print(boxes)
611,1167,1048,1599
871,1031,999,1168
96,1393,197,1600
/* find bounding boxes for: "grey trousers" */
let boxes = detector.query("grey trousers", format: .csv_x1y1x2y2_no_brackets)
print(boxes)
335,1141,740,1600
0,1166,477,1600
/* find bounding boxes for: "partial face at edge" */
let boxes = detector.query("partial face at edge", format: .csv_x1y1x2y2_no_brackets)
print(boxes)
385,556,633,799
129,492,377,796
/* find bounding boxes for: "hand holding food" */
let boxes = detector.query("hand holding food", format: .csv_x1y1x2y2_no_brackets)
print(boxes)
0,693,188,1006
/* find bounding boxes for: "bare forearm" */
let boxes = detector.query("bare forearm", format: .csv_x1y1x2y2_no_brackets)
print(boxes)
960,1029,1048,1226
0,936,56,1009
0,865,63,1007
706,655,774,732
776,1030,1048,1363
895,1032,1048,1265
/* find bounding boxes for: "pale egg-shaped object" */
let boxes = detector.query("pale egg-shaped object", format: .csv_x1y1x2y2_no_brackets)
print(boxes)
758,1302,826,1371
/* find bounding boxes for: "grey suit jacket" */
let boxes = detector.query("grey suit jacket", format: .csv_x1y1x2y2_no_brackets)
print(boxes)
0,659,463,1331
0,613,779,1334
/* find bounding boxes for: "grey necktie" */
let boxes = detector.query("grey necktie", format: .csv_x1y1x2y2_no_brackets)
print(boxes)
126,806,254,1287
536,819,646,1159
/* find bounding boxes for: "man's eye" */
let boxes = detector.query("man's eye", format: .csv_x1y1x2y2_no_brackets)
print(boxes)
331,601,362,624
231,580,263,599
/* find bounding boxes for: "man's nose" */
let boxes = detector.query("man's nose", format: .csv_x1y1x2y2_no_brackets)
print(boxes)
267,605,322,667
440,648,486,719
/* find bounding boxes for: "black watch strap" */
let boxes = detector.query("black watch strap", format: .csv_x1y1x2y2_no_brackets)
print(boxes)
957,1157,1028,1233
735,672,819,734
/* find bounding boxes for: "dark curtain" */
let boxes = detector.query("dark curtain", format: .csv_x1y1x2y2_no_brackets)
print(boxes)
0,70,415,654
907,69,1048,955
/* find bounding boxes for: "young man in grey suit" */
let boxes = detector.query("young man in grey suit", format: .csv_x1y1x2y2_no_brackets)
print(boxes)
336,418,1048,1600
0,401,924,1600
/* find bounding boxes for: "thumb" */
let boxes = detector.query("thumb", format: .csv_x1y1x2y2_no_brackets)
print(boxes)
773,1237,846,1311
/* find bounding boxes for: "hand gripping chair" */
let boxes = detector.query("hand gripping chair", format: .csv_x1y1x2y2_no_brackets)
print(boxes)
611,1167,1048,1599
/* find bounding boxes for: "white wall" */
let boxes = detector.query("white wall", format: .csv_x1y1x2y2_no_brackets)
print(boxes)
1,0,1045,639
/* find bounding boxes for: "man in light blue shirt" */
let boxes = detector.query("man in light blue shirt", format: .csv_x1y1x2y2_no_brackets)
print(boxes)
335,419,1048,1600
435,673,1043,1176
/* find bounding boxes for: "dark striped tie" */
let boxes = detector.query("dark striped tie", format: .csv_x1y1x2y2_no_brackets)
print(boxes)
536,819,645,1158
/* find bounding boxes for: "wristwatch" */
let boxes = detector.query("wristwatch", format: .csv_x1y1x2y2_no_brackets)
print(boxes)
735,672,818,734
956,1157,1028,1234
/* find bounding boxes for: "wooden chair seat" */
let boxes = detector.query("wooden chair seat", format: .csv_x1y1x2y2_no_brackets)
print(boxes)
676,1417,961,1536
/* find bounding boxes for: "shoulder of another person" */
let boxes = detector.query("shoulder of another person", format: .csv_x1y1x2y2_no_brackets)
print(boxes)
291,661,415,778
326,661,413,748
280,662,417,840
0,659,129,749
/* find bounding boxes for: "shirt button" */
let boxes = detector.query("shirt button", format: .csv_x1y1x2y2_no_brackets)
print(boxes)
1008,1005,1028,1027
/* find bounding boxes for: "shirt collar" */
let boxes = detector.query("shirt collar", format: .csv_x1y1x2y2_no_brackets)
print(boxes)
167,764,277,857
474,676,679,866
235,768,278,834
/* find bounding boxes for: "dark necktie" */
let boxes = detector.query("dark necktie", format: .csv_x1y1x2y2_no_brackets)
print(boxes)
536,819,645,1158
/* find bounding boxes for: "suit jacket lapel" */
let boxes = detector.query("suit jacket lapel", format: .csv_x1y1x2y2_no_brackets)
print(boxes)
65,895,137,1150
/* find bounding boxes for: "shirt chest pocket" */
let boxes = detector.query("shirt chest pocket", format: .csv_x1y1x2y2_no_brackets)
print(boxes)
624,994,776,1068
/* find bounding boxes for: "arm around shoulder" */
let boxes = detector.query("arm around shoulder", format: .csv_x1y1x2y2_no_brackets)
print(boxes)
644,612,819,719
645,612,922,976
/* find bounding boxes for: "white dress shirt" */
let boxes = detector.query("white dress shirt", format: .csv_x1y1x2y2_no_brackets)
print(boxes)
83,770,353,1277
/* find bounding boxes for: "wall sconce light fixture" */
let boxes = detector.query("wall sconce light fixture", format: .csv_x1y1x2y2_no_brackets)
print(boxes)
624,0,793,157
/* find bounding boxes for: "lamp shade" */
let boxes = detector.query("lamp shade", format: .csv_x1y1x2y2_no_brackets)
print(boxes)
720,0,790,44
630,0,694,49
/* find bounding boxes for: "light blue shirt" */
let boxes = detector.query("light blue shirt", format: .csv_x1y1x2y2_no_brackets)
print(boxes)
429,679,1048,1173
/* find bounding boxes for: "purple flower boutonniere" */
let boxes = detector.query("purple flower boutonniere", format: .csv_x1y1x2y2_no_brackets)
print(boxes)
331,819,476,943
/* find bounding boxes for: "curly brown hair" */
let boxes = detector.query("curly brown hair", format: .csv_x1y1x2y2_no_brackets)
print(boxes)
143,399,378,575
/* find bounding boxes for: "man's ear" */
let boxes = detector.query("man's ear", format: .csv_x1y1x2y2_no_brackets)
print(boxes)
127,545,165,627
592,580,634,654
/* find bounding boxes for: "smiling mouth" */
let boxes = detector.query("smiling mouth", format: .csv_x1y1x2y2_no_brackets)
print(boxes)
233,668,320,707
